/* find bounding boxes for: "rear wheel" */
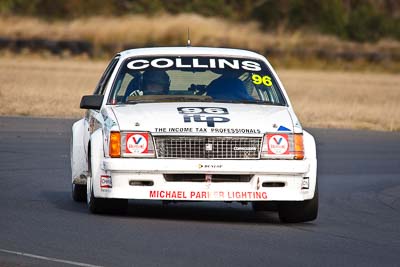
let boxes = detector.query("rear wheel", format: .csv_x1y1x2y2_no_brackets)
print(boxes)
72,184,86,202
278,184,319,223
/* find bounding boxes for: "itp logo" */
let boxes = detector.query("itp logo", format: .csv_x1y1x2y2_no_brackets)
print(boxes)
177,107,230,127
126,133,148,154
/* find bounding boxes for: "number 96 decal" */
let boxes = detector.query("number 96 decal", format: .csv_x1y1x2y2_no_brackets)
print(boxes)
252,74,272,87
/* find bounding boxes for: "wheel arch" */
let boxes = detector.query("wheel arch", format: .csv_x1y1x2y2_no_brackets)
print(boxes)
303,130,316,160
89,128,105,198
302,130,318,199
71,119,87,184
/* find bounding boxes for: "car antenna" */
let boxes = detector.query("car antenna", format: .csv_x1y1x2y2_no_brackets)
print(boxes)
187,28,191,47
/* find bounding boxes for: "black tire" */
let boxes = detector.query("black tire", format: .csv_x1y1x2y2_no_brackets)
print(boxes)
87,143,108,214
87,142,128,215
109,199,129,215
87,180,106,214
278,184,319,223
252,201,278,212
87,178,128,215
72,184,87,202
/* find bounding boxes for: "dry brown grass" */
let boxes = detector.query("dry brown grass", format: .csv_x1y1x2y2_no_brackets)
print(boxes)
0,56,399,131
0,14,270,51
0,56,104,117
1,14,400,71
278,70,400,131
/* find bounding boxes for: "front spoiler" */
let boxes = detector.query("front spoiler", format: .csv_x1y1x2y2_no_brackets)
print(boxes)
102,158,310,174
94,158,317,201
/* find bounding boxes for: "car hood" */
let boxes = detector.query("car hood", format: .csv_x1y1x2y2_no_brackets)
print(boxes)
111,102,295,136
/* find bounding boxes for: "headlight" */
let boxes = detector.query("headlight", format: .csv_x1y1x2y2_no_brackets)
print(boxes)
260,133,304,160
120,132,155,158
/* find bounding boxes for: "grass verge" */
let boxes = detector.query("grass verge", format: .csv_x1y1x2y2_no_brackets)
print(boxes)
0,56,399,131
1,15,400,72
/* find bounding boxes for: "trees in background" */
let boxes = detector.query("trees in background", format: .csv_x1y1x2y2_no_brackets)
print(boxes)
1,0,399,42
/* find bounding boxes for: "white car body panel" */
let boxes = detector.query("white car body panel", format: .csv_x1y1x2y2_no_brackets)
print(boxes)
95,158,316,201
71,47,317,205
111,103,294,135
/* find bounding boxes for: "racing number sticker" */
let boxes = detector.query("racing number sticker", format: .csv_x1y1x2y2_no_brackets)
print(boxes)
126,133,148,154
267,134,289,155
252,74,272,87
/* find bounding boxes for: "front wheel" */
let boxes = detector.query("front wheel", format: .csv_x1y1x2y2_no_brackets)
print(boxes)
87,176,106,214
87,177,128,214
87,137,128,215
251,201,278,212
278,184,319,223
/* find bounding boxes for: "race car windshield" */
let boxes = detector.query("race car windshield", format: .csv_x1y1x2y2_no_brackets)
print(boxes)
108,56,286,105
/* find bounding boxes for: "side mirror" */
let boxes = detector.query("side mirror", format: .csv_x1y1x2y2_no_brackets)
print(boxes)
80,95,104,110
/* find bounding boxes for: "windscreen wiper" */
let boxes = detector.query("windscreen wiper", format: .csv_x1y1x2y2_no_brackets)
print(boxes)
126,95,213,103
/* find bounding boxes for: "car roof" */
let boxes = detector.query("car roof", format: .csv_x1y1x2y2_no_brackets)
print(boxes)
118,47,266,61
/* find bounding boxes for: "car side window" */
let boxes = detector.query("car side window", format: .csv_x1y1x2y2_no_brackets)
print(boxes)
93,56,120,95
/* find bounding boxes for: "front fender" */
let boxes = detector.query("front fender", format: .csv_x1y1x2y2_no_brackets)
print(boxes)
90,128,106,198
303,130,317,199
303,130,316,160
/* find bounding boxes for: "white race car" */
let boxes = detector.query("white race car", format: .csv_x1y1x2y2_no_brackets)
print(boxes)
70,47,318,223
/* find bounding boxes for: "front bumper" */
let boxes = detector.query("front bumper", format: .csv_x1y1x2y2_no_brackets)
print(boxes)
94,158,317,201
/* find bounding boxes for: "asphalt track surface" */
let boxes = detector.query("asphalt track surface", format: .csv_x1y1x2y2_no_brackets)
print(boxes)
0,116,399,267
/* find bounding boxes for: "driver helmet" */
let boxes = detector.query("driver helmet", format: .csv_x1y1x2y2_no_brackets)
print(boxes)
142,70,170,95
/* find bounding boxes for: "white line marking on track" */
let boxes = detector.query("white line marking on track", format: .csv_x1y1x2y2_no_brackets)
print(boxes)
0,248,104,267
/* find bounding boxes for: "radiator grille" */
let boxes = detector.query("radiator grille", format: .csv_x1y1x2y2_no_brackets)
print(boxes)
154,136,262,159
